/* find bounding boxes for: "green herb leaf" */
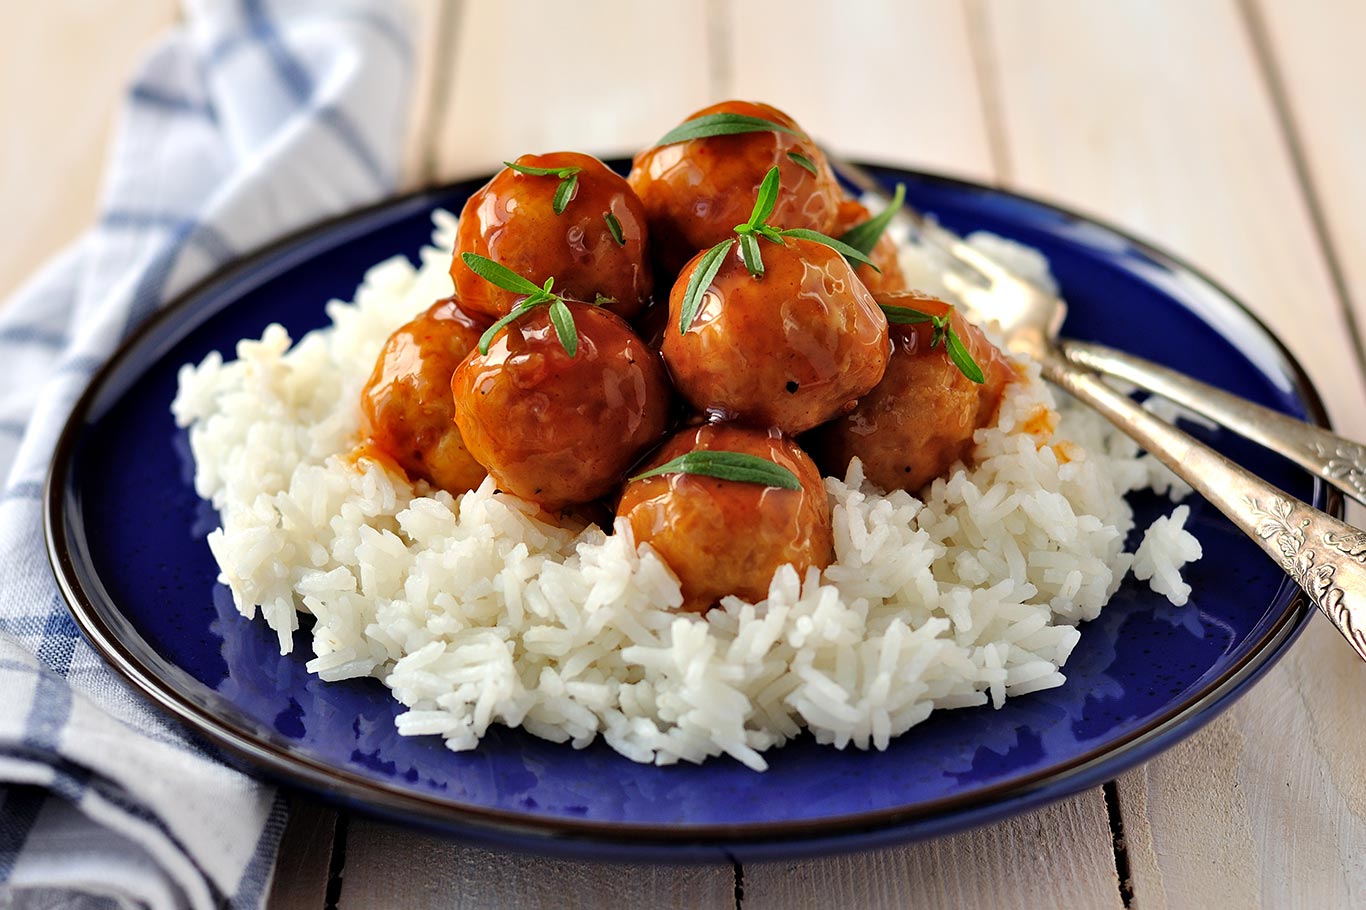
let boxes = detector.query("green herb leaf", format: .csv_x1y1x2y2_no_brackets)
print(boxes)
630,451,802,490
837,183,906,256
462,253,546,298
945,327,985,383
778,228,881,272
756,224,785,244
603,211,625,246
739,232,764,278
504,160,583,179
477,302,534,355
747,167,782,228
548,299,578,357
654,112,803,147
878,303,936,325
465,254,579,357
679,239,734,334
503,161,584,217
594,293,616,306
552,173,579,214
878,302,986,383
786,150,819,176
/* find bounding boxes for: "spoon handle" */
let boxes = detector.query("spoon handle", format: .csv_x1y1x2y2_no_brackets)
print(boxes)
1039,345,1366,661
1061,339,1366,508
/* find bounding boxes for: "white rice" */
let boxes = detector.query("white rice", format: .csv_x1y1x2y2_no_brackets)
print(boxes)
171,209,1202,771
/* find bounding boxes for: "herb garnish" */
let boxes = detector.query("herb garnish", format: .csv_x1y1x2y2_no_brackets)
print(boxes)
654,112,803,147
630,451,802,489
462,253,582,357
677,167,882,333
503,160,581,215
838,183,906,257
879,302,986,383
786,150,819,176
603,211,625,246
677,240,733,334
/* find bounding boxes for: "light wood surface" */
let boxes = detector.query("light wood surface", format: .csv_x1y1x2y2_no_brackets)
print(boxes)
339,828,735,910
0,0,180,303
10,1,1366,907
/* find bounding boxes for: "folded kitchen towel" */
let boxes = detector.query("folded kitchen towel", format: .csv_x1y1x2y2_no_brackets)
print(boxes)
0,1,412,906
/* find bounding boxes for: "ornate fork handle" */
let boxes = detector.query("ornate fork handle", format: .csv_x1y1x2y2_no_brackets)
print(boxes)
1062,339,1366,506
1039,345,1366,661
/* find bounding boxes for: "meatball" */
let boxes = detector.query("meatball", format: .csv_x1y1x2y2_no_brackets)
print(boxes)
451,301,670,510
628,100,843,275
452,152,652,321
831,197,908,296
805,292,1016,492
661,236,889,435
617,423,833,613
360,296,489,494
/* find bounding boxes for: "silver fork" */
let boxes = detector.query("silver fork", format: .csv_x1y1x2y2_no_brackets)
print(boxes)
833,158,1366,662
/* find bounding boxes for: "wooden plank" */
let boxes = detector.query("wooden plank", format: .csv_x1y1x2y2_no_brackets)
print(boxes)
979,1,1366,906
1248,0,1366,370
980,0,1366,438
266,797,337,909
0,0,181,303
429,0,714,179
337,822,734,909
744,792,1123,909
396,0,452,190
721,0,998,181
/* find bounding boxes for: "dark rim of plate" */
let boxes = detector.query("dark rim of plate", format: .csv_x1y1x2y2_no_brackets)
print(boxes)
44,163,1336,850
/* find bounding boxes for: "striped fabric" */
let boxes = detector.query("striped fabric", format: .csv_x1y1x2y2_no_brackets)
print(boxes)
0,1,412,906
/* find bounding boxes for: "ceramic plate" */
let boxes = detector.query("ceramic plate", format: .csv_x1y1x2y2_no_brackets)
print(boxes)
45,164,1334,861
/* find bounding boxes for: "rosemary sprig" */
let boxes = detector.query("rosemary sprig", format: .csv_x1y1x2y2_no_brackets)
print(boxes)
503,160,581,215
678,239,733,334
678,167,884,332
630,450,802,489
777,229,878,269
879,302,986,383
837,183,906,257
731,167,880,279
462,253,582,356
653,112,803,147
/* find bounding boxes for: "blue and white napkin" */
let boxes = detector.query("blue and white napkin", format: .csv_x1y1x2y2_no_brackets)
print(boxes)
0,1,412,906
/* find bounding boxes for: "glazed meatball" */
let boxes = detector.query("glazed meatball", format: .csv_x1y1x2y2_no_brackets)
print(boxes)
831,198,908,296
360,296,489,494
628,101,843,275
452,152,652,321
617,423,833,613
661,237,889,435
451,301,670,510
806,292,1016,492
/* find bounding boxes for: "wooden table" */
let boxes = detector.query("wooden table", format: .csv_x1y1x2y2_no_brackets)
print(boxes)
10,2,1366,907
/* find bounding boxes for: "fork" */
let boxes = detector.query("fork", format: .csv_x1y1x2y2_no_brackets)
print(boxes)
832,158,1366,662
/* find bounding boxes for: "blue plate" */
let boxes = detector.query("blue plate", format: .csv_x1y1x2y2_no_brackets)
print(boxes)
45,165,1333,861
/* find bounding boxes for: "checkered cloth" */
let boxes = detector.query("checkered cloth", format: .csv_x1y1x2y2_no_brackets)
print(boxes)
0,1,412,906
